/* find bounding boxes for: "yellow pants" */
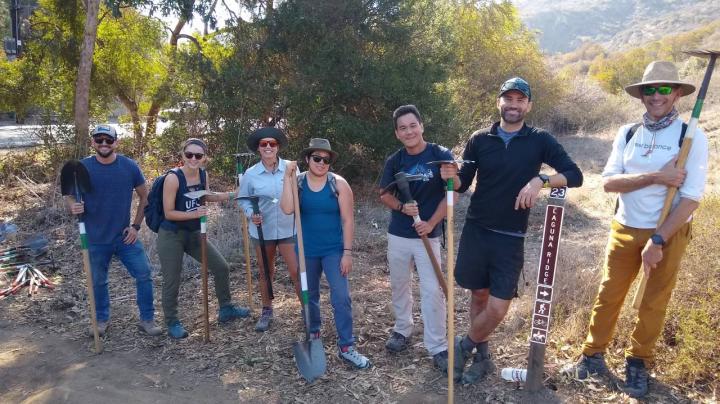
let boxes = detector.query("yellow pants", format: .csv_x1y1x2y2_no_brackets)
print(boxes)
582,219,692,365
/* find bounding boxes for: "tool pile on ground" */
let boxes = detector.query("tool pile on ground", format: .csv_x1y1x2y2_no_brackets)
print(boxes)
0,234,56,298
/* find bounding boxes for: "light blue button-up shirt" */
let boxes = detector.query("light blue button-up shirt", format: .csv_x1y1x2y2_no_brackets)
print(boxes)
238,158,296,240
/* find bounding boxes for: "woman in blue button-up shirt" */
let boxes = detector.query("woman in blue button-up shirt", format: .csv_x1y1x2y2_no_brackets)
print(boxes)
238,127,300,332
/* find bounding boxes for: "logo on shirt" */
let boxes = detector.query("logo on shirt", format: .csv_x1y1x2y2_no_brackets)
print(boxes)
407,163,433,181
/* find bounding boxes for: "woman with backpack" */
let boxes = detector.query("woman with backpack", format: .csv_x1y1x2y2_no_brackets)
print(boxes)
238,127,301,332
156,138,250,339
280,138,371,369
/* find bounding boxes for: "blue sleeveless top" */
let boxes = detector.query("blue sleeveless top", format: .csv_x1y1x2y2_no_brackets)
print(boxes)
300,179,343,257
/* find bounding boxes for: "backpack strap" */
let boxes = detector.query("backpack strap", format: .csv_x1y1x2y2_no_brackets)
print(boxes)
298,171,338,197
625,122,688,147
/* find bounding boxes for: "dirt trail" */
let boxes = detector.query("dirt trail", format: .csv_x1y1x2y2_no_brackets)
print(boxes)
0,322,237,404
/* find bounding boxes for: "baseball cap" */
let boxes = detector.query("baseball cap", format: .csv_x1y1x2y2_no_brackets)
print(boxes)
498,77,532,100
91,124,118,139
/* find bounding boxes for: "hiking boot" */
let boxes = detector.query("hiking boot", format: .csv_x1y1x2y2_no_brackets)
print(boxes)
433,350,449,373
167,320,188,339
339,346,372,369
461,353,496,385
86,321,108,338
385,331,409,353
218,304,250,323
453,336,474,383
254,308,273,332
138,320,162,336
623,357,649,398
562,353,609,380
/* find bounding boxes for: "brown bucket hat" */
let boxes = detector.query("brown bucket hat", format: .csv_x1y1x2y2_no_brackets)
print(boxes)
301,138,339,164
624,61,696,99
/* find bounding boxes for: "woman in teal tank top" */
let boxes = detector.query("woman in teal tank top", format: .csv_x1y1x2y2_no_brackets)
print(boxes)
281,138,371,369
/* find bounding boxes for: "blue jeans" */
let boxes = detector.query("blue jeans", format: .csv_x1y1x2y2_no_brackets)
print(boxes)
88,239,155,322
306,254,355,347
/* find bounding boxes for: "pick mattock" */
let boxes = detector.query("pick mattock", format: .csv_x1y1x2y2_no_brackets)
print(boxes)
60,160,102,354
632,49,719,309
289,166,327,382
392,171,448,297
235,153,256,311
234,194,279,303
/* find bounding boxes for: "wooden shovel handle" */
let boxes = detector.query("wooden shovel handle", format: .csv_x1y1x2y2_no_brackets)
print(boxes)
82,248,102,354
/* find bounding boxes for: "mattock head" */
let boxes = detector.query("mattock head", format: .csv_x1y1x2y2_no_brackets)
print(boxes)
684,49,720,58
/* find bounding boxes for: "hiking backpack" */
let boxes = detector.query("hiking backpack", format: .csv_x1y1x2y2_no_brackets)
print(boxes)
144,168,208,232
144,169,178,233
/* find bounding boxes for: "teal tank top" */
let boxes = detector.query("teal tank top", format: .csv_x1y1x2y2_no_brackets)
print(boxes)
300,178,343,257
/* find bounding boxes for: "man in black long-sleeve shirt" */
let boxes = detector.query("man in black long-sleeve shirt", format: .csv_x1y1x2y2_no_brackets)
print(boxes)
441,77,583,384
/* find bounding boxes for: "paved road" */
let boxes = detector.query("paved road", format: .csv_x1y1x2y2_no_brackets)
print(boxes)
0,122,171,149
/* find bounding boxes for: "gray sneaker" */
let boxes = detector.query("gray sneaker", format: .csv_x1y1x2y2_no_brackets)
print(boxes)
433,350,449,373
453,336,474,382
86,321,108,338
562,353,609,380
461,353,496,385
138,320,162,336
254,308,273,332
385,331,409,352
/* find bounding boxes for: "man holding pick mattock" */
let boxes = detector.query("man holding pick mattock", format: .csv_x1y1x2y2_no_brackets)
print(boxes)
378,105,453,373
440,77,583,385
565,61,708,399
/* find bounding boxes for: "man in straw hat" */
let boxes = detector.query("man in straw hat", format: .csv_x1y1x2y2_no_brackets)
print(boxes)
564,61,708,398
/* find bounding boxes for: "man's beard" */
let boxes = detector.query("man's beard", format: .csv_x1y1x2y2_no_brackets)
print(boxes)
501,107,525,124
96,148,113,158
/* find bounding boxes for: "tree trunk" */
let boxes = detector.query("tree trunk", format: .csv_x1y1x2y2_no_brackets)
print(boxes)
116,92,143,156
73,0,100,157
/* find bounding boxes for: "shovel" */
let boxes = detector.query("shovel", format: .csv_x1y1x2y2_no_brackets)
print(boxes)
289,169,327,382
60,160,102,354
0,235,49,256
233,194,279,301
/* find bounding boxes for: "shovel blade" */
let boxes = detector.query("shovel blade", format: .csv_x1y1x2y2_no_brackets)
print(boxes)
293,338,326,383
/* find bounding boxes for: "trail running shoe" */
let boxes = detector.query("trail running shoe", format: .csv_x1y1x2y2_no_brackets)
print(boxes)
385,331,409,353
623,357,649,398
167,320,188,339
218,304,250,323
138,320,162,336
461,353,496,385
339,346,371,369
562,353,609,380
254,307,273,332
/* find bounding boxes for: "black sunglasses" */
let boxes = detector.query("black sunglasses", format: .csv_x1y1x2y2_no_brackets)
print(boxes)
93,136,115,145
310,155,331,165
184,152,205,160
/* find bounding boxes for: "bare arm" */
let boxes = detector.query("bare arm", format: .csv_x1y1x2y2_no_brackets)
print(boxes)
132,183,149,225
280,161,297,215
604,157,686,193
337,176,354,276
641,197,699,275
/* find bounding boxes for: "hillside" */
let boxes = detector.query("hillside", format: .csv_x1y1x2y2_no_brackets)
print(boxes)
513,0,720,53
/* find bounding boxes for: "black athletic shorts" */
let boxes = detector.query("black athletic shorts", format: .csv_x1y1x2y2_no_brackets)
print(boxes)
455,222,525,300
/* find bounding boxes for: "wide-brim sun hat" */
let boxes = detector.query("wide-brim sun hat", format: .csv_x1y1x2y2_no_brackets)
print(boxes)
301,138,339,164
246,127,289,152
624,61,696,99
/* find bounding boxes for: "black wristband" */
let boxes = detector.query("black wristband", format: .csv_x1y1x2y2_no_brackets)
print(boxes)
131,223,141,231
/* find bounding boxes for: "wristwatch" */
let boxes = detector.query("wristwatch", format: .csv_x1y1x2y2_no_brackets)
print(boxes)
537,174,550,188
650,233,665,246
131,223,141,231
